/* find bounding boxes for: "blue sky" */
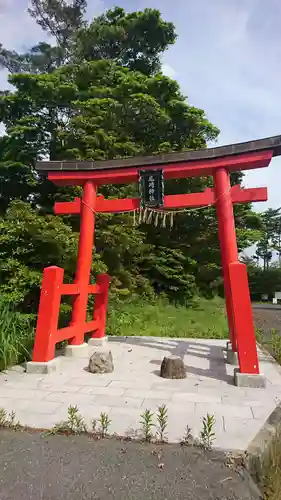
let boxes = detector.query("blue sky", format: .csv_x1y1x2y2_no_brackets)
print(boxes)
1,0,281,211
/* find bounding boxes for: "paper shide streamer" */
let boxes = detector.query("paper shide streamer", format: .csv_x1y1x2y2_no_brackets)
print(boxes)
134,207,175,229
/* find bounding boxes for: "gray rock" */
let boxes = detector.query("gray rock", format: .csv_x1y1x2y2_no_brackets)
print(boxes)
160,355,186,379
88,350,114,374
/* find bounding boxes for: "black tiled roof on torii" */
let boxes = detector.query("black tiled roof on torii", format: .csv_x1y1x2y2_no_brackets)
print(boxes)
36,135,281,172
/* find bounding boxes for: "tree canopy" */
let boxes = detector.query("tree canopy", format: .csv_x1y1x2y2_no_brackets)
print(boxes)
253,207,281,270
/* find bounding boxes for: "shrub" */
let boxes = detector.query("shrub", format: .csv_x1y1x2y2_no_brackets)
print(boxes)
0,298,35,371
254,426,281,500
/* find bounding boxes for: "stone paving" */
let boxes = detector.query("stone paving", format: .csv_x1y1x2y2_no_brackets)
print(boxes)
1,337,281,451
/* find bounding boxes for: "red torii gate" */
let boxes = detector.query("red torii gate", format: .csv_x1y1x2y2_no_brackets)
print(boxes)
30,135,281,384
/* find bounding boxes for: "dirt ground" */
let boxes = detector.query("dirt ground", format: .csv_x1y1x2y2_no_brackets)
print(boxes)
252,304,281,334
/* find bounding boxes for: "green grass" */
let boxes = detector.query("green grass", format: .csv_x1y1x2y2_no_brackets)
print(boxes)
263,428,281,500
107,295,228,339
0,299,35,371
252,330,281,500
0,295,228,372
256,328,281,365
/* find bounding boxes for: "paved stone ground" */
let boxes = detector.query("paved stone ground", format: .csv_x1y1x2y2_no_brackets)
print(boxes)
0,431,261,500
1,337,281,451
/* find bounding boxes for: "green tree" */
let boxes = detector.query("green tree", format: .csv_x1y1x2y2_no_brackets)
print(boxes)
247,265,281,300
74,7,176,75
0,1,87,74
0,6,176,76
268,208,281,264
256,237,272,271
28,0,87,47
254,208,281,270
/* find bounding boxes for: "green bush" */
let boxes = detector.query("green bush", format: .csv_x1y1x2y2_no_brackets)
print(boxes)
253,426,281,500
0,298,35,371
256,328,281,365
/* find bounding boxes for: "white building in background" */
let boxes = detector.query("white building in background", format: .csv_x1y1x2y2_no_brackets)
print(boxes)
273,291,281,304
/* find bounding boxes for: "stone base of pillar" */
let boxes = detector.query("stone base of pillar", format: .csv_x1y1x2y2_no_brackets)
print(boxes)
26,358,59,374
64,343,89,358
226,349,239,365
226,340,232,350
88,337,108,348
234,368,266,388
225,342,238,365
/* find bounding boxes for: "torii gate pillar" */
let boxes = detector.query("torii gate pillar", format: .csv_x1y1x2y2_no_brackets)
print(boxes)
214,167,238,349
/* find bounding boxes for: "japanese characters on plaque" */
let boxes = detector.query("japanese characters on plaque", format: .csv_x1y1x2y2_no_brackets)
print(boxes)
139,169,164,208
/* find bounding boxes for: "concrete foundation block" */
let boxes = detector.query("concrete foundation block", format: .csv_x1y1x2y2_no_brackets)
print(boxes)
88,337,108,348
64,343,89,358
225,342,238,365
26,358,59,374
226,349,239,365
234,368,266,388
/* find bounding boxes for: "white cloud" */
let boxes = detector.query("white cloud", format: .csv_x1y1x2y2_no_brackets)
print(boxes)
0,0,50,95
0,1,44,51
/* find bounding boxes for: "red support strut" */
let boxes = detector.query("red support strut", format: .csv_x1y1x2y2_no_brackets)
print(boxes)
93,274,111,339
229,262,260,374
32,266,64,362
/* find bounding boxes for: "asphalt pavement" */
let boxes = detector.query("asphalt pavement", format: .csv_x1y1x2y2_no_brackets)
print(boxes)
252,302,281,310
0,430,261,500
